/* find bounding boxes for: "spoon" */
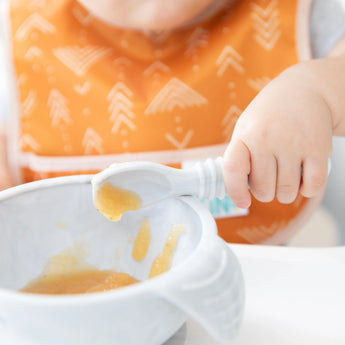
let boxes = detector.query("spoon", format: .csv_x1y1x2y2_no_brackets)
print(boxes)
91,157,227,221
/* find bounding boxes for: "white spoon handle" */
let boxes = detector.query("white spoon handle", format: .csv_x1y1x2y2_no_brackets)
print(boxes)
171,157,226,200
194,157,226,200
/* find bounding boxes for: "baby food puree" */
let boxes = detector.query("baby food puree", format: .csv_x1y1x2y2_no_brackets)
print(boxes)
94,182,142,221
21,216,185,294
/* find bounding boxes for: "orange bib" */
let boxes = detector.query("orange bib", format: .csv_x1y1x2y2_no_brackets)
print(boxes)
7,0,314,244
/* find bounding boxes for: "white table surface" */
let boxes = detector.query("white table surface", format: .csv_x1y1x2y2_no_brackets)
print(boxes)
167,243,345,345
184,244,345,345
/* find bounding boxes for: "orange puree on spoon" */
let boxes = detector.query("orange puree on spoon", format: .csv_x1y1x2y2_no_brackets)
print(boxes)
94,182,142,221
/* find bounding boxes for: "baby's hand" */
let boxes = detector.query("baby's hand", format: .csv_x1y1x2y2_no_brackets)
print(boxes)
223,66,333,208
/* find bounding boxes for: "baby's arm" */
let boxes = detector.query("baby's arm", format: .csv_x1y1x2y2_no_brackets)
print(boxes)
223,37,345,208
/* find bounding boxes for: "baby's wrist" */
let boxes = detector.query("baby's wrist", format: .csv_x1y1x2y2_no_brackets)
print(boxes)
278,57,345,135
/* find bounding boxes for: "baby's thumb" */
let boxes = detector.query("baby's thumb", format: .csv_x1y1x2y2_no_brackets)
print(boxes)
223,139,251,209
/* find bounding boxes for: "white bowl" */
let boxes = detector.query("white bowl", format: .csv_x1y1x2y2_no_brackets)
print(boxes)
0,175,244,345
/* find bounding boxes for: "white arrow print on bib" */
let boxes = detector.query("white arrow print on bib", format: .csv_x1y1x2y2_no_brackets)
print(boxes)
108,82,136,134
165,130,194,150
74,81,91,95
185,27,209,57
22,90,37,117
53,46,112,77
216,46,245,76
222,105,242,141
143,61,171,85
250,0,281,50
72,6,93,26
82,128,104,154
25,46,43,61
47,89,71,127
145,78,208,115
15,13,55,41
113,57,132,78
20,134,40,151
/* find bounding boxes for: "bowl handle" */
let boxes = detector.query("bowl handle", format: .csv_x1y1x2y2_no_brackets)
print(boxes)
151,237,245,343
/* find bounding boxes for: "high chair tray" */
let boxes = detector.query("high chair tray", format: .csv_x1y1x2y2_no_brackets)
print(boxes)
1,244,345,345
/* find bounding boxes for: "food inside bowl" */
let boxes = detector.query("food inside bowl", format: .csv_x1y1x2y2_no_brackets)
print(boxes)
21,270,139,295
149,224,185,278
20,220,185,295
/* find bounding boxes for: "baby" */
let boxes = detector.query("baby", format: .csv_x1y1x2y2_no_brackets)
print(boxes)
1,0,345,244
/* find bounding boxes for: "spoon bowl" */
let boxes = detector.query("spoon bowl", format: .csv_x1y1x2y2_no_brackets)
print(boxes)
92,158,227,220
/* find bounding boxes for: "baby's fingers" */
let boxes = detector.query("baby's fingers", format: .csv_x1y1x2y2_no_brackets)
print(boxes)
248,152,277,203
276,158,301,204
300,158,329,198
223,139,251,208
